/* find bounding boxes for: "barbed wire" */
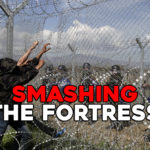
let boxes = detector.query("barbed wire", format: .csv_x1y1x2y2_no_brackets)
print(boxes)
1,0,109,17
1,1,150,149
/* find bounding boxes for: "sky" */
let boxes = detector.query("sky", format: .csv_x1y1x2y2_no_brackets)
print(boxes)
0,0,150,67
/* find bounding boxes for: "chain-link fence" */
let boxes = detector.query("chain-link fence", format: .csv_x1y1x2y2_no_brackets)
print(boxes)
1,0,150,149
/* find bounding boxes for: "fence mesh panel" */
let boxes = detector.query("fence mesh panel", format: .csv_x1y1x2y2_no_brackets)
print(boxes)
1,0,150,149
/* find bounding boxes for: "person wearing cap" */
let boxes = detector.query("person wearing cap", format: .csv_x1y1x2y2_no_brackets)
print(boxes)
56,65,71,94
42,64,54,86
81,62,99,97
106,65,122,130
81,63,99,124
81,62,98,85
81,62,92,81
106,65,131,131
108,65,122,86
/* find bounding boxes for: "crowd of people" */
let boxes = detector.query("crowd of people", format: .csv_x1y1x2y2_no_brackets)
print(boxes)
42,59,150,139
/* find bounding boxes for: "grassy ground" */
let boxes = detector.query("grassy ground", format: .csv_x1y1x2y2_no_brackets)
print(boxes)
1,120,150,150
2,66,150,150
1,124,105,150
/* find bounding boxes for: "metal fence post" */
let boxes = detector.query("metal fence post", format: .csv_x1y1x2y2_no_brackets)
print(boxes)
6,14,14,58
0,0,29,58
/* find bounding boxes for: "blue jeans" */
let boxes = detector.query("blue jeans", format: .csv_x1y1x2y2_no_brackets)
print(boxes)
0,111,7,143
0,111,32,150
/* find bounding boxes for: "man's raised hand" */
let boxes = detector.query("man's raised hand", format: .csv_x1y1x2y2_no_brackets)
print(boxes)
31,41,39,50
42,43,51,53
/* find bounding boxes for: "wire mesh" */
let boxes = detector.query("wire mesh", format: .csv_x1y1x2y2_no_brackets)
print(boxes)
1,0,150,149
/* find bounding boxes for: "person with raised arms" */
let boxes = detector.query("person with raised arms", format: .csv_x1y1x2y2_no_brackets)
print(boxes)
0,41,66,150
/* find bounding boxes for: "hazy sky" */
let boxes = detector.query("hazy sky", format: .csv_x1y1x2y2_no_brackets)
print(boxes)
1,0,150,66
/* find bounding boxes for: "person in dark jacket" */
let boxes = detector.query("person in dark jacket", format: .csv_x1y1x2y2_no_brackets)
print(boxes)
81,62,99,104
42,64,54,86
0,41,65,150
0,41,46,150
